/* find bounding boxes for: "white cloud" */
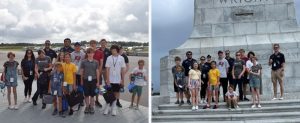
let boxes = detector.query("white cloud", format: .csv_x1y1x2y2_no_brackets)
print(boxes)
0,0,148,43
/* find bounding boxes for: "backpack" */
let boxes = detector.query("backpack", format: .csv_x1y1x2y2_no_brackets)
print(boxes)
103,88,116,106
42,94,54,104
127,82,136,93
66,91,84,107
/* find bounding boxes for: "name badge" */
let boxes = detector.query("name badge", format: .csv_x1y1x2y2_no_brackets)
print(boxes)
112,70,117,76
203,74,206,79
178,85,183,88
10,78,14,83
88,76,92,81
63,82,67,86
30,71,33,75
53,90,57,95
273,63,276,67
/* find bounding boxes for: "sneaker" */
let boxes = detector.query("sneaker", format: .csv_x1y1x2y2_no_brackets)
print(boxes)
272,97,277,100
32,100,37,106
181,100,184,104
116,100,122,108
213,105,218,109
23,98,28,103
84,107,89,114
244,97,250,101
203,105,210,109
257,104,262,108
80,102,84,106
195,106,199,110
8,105,13,110
42,103,46,109
187,100,191,105
228,108,232,110
236,105,240,109
279,97,284,100
95,100,102,108
135,106,139,110
52,109,58,115
68,109,74,115
192,106,195,110
27,98,32,103
90,107,95,114
129,105,134,109
175,100,179,104
179,101,184,106
112,107,117,116
103,105,110,115
59,111,66,118
251,105,256,108
14,105,18,110
203,99,207,104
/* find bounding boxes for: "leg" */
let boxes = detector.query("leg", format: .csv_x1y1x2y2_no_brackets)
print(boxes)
271,71,277,98
221,78,228,102
278,76,284,98
131,93,135,107
13,87,17,105
227,97,232,108
28,77,34,99
256,88,260,104
58,97,62,111
195,88,199,106
24,79,28,98
191,89,195,106
7,87,11,106
214,89,219,105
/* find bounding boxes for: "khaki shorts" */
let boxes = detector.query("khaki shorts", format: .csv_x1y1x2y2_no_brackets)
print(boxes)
271,69,284,83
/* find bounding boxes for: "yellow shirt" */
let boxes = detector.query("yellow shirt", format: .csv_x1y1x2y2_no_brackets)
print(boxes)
62,63,77,85
188,69,201,80
208,68,220,86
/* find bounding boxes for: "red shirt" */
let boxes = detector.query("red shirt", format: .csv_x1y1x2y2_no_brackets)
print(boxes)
93,49,104,63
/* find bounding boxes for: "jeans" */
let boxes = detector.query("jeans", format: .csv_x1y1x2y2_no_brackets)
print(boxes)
219,78,228,101
233,78,243,100
23,76,34,97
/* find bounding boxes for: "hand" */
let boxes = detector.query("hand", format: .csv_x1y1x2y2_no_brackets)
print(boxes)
232,75,235,79
73,85,77,91
96,83,100,88
106,80,111,85
269,59,273,63
238,75,242,79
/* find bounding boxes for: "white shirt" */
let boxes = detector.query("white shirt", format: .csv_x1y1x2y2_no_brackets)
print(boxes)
105,55,126,84
225,91,239,97
246,60,259,79
216,58,229,78
71,50,86,75
131,67,147,86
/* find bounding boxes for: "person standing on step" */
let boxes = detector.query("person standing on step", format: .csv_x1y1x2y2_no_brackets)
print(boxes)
117,46,129,108
239,49,250,101
172,56,185,104
225,50,235,87
3,52,19,110
181,51,196,105
71,42,86,106
44,40,57,63
199,56,210,104
232,51,246,101
216,50,229,102
32,50,52,109
269,44,285,100
188,62,201,110
21,49,36,103
203,61,220,109
60,38,75,54
245,51,257,102
104,45,126,116
90,40,104,108
99,39,111,106
249,56,262,108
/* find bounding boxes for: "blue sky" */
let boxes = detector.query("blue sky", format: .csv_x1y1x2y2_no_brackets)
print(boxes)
152,0,300,93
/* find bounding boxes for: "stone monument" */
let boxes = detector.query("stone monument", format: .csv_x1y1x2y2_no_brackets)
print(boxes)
158,0,300,105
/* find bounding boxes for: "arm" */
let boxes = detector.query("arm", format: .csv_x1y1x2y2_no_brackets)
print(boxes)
99,59,103,76
125,63,129,74
73,72,76,90
106,67,110,85
239,65,246,79
35,64,39,80
232,66,235,79
80,68,84,86
96,67,100,87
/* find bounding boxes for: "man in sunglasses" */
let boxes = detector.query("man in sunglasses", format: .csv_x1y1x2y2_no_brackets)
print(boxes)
269,44,285,100
181,51,196,105
44,40,57,63
225,50,235,87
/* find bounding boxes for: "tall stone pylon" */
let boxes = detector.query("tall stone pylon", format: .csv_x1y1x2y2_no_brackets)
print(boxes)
160,0,300,102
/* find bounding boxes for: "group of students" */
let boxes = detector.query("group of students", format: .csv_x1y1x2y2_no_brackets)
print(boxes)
0,38,148,117
172,44,285,110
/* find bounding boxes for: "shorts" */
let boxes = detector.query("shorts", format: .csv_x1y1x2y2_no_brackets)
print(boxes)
83,79,97,97
51,88,63,97
132,86,143,96
189,79,200,89
5,82,18,87
110,83,121,92
271,69,284,83
250,77,260,88
208,85,219,91
243,76,249,84
173,80,179,92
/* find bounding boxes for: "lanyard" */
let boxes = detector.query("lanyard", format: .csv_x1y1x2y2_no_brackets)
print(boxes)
112,56,119,68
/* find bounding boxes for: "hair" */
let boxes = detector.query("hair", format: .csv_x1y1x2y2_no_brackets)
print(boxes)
176,66,183,72
228,85,234,90
86,47,95,54
55,62,63,72
100,39,107,43
274,43,280,47
247,51,255,58
110,45,120,53
89,40,97,44
37,50,45,55
186,51,192,55
236,51,241,55
192,62,199,70
174,56,181,61
64,52,71,58
64,38,71,42
23,49,35,62
211,61,217,65
239,49,245,53
7,52,15,58
251,56,257,61
138,59,145,64
57,52,64,62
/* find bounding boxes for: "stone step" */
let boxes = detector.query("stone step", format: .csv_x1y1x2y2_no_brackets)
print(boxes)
153,105,300,116
152,118,300,123
158,99,300,110
152,112,300,122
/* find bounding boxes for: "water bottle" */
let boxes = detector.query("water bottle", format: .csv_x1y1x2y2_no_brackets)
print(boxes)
120,87,125,93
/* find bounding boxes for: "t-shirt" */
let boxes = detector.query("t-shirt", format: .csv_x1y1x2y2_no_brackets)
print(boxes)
131,67,147,86
216,58,229,78
36,56,51,72
225,57,235,75
246,60,259,79
121,53,129,64
44,48,57,62
81,59,99,80
208,68,220,86
50,71,64,89
3,61,19,83
100,48,111,69
105,55,126,84
175,72,185,87
269,52,285,71
71,50,86,75
62,62,77,84
225,91,239,98
250,64,262,79
21,59,35,77
60,46,75,53
93,49,104,64
182,58,197,76
233,59,245,78
188,69,201,80
200,62,211,80
172,65,185,79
